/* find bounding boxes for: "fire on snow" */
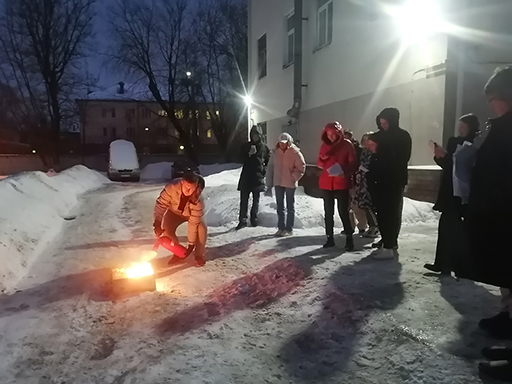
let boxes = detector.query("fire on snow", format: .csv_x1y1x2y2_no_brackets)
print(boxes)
123,262,154,279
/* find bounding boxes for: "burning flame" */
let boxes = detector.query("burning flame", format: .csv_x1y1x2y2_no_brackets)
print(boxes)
124,262,154,278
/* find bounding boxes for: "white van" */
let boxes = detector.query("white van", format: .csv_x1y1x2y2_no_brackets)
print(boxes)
108,140,140,182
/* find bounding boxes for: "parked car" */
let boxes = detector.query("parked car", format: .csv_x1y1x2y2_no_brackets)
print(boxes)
108,140,140,182
171,160,200,179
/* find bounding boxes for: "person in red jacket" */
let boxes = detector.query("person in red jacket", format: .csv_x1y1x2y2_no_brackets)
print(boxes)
317,122,358,251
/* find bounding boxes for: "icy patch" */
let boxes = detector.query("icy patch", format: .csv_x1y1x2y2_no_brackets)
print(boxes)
0,165,108,291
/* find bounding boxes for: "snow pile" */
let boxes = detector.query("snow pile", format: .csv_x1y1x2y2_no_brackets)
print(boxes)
0,165,108,291
140,162,174,180
203,168,439,228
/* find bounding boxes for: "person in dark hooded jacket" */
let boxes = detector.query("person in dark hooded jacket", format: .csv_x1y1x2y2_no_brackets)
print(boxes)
423,114,480,276
366,108,412,260
236,125,270,230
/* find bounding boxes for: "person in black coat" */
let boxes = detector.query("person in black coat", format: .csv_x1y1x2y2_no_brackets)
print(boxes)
423,114,480,275
236,125,270,230
366,108,412,260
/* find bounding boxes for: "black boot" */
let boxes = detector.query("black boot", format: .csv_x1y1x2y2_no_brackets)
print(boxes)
345,235,354,252
371,239,383,249
423,263,450,275
251,217,259,227
482,346,512,361
235,221,247,231
323,236,335,248
479,312,511,332
479,360,512,382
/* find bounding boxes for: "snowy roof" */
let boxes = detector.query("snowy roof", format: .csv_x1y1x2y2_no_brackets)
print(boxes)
83,82,155,102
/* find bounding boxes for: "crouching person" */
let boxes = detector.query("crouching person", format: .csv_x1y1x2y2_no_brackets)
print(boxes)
266,133,306,236
153,172,207,267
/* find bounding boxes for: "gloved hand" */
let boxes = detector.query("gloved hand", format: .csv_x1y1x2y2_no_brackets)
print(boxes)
248,145,257,156
185,243,195,257
264,188,273,197
153,221,164,237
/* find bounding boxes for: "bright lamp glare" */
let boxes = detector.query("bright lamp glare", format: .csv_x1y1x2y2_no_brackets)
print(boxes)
391,0,444,43
179,145,184,150
186,71,192,77
243,95,252,107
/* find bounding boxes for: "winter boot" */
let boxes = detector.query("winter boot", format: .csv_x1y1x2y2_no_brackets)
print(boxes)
195,254,206,267
274,230,284,237
373,248,397,261
371,239,383,249
280,230,293,237
482,346,512,361
479,360,512,382
235,221,248,231
479,312,511,332
251,217,259,227
345,235,355,252
323,236,335,248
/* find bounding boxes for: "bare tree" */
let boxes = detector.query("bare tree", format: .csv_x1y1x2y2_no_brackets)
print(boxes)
0,0,95,168
193,0,248,155
108,0,201,162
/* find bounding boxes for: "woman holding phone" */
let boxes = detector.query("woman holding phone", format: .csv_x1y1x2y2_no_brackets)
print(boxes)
424,114,480,275
317,122,358,251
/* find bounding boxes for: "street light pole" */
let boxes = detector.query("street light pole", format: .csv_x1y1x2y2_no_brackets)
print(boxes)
244,95,252,141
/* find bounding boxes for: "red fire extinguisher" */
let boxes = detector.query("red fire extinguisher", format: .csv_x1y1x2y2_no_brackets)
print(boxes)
152,236,187,258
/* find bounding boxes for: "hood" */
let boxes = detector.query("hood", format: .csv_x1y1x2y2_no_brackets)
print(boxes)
250,125,263,142
377,108,400,130
321,121,344,145
275,132,293,148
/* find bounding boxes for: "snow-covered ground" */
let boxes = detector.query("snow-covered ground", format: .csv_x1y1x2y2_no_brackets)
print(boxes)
0,164,504,383
0,166,108,292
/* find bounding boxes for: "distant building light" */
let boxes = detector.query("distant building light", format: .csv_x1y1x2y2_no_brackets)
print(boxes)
145,127,149,131
32,149,36,154
179,145,185,150
207,129,212,138
158,110,168,117
186,71,192,77
215,110,220,116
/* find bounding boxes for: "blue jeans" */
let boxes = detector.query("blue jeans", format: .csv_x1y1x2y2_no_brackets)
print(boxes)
275,186,296,231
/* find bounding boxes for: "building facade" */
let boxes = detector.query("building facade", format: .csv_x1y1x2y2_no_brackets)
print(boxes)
77,82,219,154
248,0,512,165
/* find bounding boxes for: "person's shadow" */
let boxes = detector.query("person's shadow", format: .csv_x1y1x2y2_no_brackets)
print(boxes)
278,255,404,382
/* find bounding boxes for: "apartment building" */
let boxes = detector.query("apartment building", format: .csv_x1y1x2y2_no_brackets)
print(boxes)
77,82,219,153
248,0,512,165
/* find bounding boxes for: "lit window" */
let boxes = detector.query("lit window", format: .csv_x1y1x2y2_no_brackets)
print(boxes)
175,110,184,119
195,110,200,119
285,11,295,66
317,0,333,48
158,110,168,117
206,111,211,120
215,110,220,116
207,129,212,138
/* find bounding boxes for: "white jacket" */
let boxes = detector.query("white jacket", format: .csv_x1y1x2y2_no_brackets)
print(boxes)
266,143,306,189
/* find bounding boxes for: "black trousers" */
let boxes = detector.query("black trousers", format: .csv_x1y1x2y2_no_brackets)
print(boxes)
323,189,353,237
374,186,404,249
239,190,260,223
433,205,464,273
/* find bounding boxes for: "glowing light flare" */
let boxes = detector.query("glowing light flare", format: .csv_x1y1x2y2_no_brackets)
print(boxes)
179,145,184,150
388,0,446,43
243,95,253,107
124,262,154,279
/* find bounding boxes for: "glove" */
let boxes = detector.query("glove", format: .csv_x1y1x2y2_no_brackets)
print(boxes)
248,145,257,156
264,188,273,197
185,243,195,257
153,221,164,237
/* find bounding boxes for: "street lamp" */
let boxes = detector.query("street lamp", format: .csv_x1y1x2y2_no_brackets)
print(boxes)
389,0,445,43
186,71,192,78
243,95,253,141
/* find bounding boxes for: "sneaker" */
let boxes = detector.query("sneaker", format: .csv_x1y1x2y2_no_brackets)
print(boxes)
345,236,355,252
482,346,512,361
373,248,397,261
195,254,206,267
479,312,511,332
423,263,451,275
363,227,379,238
323,237,335,248
235,221,247,231
371,239,383,249
479,360,512,382
274,230,284,237
280,230,293,237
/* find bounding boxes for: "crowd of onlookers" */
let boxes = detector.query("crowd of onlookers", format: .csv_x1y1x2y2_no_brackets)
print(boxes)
233,65,512,381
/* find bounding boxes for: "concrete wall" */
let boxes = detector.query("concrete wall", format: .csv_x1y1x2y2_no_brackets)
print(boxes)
249,0,448,165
